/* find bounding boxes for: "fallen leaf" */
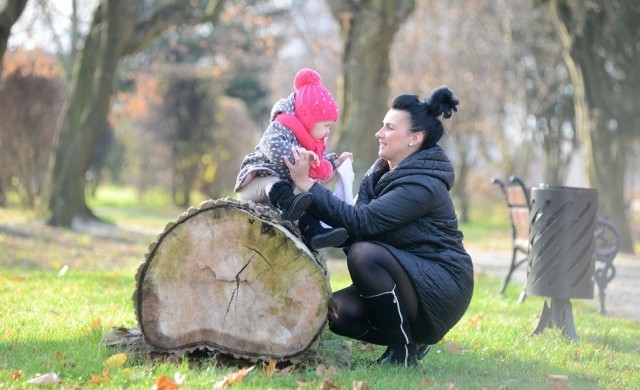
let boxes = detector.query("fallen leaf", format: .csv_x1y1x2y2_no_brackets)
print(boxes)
316,364,338,377
10,370,21,380
320,379,338,390
89,374,109,384
105,353,127,368
547,374,569,390
54,351,64,361
153,374,180,390
213,365,255,388
89,317,102,331
58,264,69,276
263,360,277,377
444,340,461,352
444,380,458,389
360,343,375,352
25,372,61,385
467,314,482,327
353,380,370,390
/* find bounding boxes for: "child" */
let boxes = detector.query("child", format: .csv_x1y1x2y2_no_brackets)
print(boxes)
235,68,349,249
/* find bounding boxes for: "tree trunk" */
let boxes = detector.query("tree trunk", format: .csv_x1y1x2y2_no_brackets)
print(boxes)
133,198,331,361
327,0,415,182
546,0,636,253
47,1,134,226
0,0,28,76
45,0,226,227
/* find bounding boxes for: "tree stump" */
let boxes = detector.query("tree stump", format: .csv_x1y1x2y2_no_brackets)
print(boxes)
133,198,332,361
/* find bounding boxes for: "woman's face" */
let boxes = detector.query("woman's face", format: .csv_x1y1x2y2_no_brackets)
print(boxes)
375,109,422,169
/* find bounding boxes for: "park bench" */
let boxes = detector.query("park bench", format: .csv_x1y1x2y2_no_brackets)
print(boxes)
491,176,620,314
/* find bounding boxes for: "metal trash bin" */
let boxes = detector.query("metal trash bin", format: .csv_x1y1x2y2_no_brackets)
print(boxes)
527,184,598,341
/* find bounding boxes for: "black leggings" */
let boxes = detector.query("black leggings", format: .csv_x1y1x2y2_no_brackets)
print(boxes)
328,242,419,340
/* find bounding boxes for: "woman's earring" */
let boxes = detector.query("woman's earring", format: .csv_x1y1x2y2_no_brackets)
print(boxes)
409,143,414,147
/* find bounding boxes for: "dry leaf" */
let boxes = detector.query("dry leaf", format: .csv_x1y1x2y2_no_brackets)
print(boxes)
263,360,277,377
353,380,370,390
89,374,109,384
153,374,180,390
54,351,64,361
25,372,61,385
467,314,482,327
105,353,127,368
360,343,375,352
444,380,458,389
444,340,461,352
320,379,338,390
58,264,69,276
548,374,569,390
316,364,338,377
213,365,255,388
10,370,22,380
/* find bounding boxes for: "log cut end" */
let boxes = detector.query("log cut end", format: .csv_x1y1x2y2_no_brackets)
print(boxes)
133,198,332,361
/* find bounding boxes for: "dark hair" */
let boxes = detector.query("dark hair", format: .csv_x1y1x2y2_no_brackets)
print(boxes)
391,86,459,148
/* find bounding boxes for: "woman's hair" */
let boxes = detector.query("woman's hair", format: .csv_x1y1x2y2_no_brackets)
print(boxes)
391,86,459,148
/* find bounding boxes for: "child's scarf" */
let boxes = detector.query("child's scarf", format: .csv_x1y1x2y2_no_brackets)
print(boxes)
275,113,333,181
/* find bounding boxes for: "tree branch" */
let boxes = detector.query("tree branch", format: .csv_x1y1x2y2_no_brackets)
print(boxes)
122,0,226,56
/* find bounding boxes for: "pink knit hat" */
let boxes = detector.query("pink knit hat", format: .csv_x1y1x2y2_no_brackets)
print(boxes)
293,68,339,132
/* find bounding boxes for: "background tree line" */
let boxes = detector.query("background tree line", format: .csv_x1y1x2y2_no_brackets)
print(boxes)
1,0,638,253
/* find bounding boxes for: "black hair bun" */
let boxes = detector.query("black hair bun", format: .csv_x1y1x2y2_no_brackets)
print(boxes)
425,86,459,119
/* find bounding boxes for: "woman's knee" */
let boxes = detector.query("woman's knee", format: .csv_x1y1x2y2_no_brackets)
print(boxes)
346,242,378,271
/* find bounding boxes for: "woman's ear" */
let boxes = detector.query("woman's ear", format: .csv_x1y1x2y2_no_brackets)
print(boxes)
412,131,425,146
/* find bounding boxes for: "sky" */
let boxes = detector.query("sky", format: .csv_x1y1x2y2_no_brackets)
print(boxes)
8,0,96,53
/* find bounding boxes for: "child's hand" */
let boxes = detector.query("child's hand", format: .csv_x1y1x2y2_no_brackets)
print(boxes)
335,152,353,168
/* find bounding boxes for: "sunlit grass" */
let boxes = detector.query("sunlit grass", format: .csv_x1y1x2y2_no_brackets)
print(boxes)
1,188,639,389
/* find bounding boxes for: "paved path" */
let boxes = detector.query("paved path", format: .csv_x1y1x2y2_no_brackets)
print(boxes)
469,250,640,322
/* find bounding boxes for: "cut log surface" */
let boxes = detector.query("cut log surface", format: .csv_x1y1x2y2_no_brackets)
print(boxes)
133,198,332,361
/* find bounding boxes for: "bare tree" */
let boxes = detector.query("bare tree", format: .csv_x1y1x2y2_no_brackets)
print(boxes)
327,0,415,179
45,0,227,228
543,0,639,253
0,50,63,208
0,0,28,75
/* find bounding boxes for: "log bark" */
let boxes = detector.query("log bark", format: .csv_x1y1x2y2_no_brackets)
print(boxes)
133,198,332,362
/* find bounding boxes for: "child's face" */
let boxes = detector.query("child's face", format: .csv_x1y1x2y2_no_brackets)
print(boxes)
310,120,335,141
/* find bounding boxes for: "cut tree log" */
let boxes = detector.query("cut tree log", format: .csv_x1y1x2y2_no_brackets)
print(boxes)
133,198,332,362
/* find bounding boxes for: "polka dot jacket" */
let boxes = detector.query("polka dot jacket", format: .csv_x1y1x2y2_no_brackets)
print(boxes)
234,93,337,192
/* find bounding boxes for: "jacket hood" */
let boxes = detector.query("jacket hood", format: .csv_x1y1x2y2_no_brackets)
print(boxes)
269,93,296,121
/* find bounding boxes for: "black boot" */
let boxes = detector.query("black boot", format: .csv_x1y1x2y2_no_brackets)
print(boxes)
298,213,348,249
376,344,431,364
268,181,312,221
362,286,418,368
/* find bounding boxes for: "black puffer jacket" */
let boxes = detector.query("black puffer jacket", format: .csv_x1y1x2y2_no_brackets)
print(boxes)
307,145,474,344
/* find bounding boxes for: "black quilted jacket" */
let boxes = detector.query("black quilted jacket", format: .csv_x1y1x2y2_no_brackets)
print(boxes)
307,145,474,344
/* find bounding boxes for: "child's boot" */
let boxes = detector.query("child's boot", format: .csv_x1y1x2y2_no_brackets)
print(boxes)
268,181,312,221
298,213,348,249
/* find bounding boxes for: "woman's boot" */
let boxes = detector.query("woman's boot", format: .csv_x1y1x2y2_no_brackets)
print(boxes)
362,285,418,367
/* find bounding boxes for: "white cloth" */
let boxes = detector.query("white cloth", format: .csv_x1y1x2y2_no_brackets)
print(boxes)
332,157,355,205
320,157,355,228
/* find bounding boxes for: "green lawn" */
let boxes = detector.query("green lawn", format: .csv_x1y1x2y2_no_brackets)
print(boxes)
1,188,638,389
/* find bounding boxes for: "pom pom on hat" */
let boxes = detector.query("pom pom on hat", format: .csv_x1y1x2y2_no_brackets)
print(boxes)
293,68,339,132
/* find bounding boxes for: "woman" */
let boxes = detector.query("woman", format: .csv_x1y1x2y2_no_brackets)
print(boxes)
285,86,474,367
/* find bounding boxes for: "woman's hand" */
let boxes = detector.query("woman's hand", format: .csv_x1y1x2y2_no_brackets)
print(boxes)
284,147,316,192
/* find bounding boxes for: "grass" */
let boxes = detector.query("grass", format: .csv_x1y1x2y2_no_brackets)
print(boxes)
1,186,639,389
